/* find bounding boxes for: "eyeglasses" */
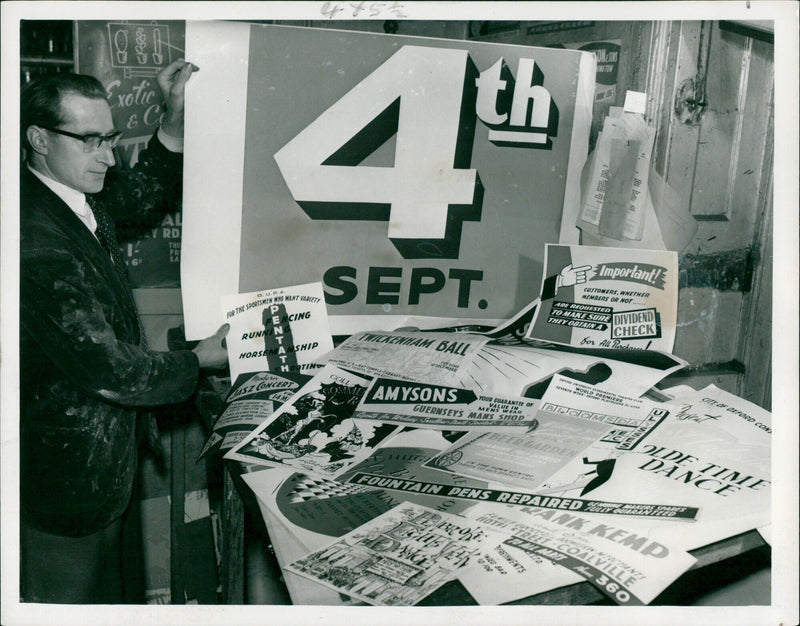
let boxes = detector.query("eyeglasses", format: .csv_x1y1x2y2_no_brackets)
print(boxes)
42,126,123,152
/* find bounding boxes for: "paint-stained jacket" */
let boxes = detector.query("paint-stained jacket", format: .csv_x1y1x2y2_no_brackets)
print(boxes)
20,134,199,537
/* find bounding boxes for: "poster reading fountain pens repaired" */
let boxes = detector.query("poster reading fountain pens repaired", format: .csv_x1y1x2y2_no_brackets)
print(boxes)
527,244,678,352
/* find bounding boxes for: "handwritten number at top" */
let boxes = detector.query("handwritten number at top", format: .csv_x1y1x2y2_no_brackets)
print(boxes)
320,1,408,20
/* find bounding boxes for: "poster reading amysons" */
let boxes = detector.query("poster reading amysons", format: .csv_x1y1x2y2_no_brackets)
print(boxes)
182,22,595,338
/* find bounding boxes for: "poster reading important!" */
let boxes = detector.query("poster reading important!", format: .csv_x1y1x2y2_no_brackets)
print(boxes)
527,244,678,352
182,22,595,338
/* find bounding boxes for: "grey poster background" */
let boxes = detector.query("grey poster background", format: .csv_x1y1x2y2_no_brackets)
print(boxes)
239,24,587,320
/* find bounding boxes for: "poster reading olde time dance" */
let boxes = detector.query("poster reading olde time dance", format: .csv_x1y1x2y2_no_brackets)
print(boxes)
181,21,595,338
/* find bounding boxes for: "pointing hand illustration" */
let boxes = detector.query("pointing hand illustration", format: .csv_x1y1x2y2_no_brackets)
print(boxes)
556,263,592,291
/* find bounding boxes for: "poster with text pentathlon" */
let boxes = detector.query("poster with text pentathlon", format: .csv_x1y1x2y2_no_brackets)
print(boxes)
182,22,595,339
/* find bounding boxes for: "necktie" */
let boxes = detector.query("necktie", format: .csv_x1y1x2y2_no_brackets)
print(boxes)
87,196,147,349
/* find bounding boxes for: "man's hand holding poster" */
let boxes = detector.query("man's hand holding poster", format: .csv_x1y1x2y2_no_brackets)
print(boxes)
221,282,334,381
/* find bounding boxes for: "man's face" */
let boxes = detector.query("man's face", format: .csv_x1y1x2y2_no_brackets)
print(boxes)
40,93,116,194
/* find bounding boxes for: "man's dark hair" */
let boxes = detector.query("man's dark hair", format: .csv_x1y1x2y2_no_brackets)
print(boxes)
20,73,107,158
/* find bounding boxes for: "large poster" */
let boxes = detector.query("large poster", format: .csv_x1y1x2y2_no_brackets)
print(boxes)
182,22,594,338
75,20,186,288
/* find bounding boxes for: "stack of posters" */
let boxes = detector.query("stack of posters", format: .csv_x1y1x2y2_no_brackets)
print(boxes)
422,374,671,491
460,503,696,606
213,244,769,607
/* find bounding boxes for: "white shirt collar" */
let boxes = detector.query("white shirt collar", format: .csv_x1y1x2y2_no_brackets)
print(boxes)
28,165,97,234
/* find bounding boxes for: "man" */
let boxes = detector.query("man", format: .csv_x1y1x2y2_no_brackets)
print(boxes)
19,60,228,603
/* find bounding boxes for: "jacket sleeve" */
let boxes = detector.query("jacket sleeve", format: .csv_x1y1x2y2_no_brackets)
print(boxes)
20,244,200,407
94,132,183,238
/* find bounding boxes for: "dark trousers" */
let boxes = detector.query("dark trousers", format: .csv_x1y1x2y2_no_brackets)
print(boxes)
21,517,124,603
20,480,145,604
